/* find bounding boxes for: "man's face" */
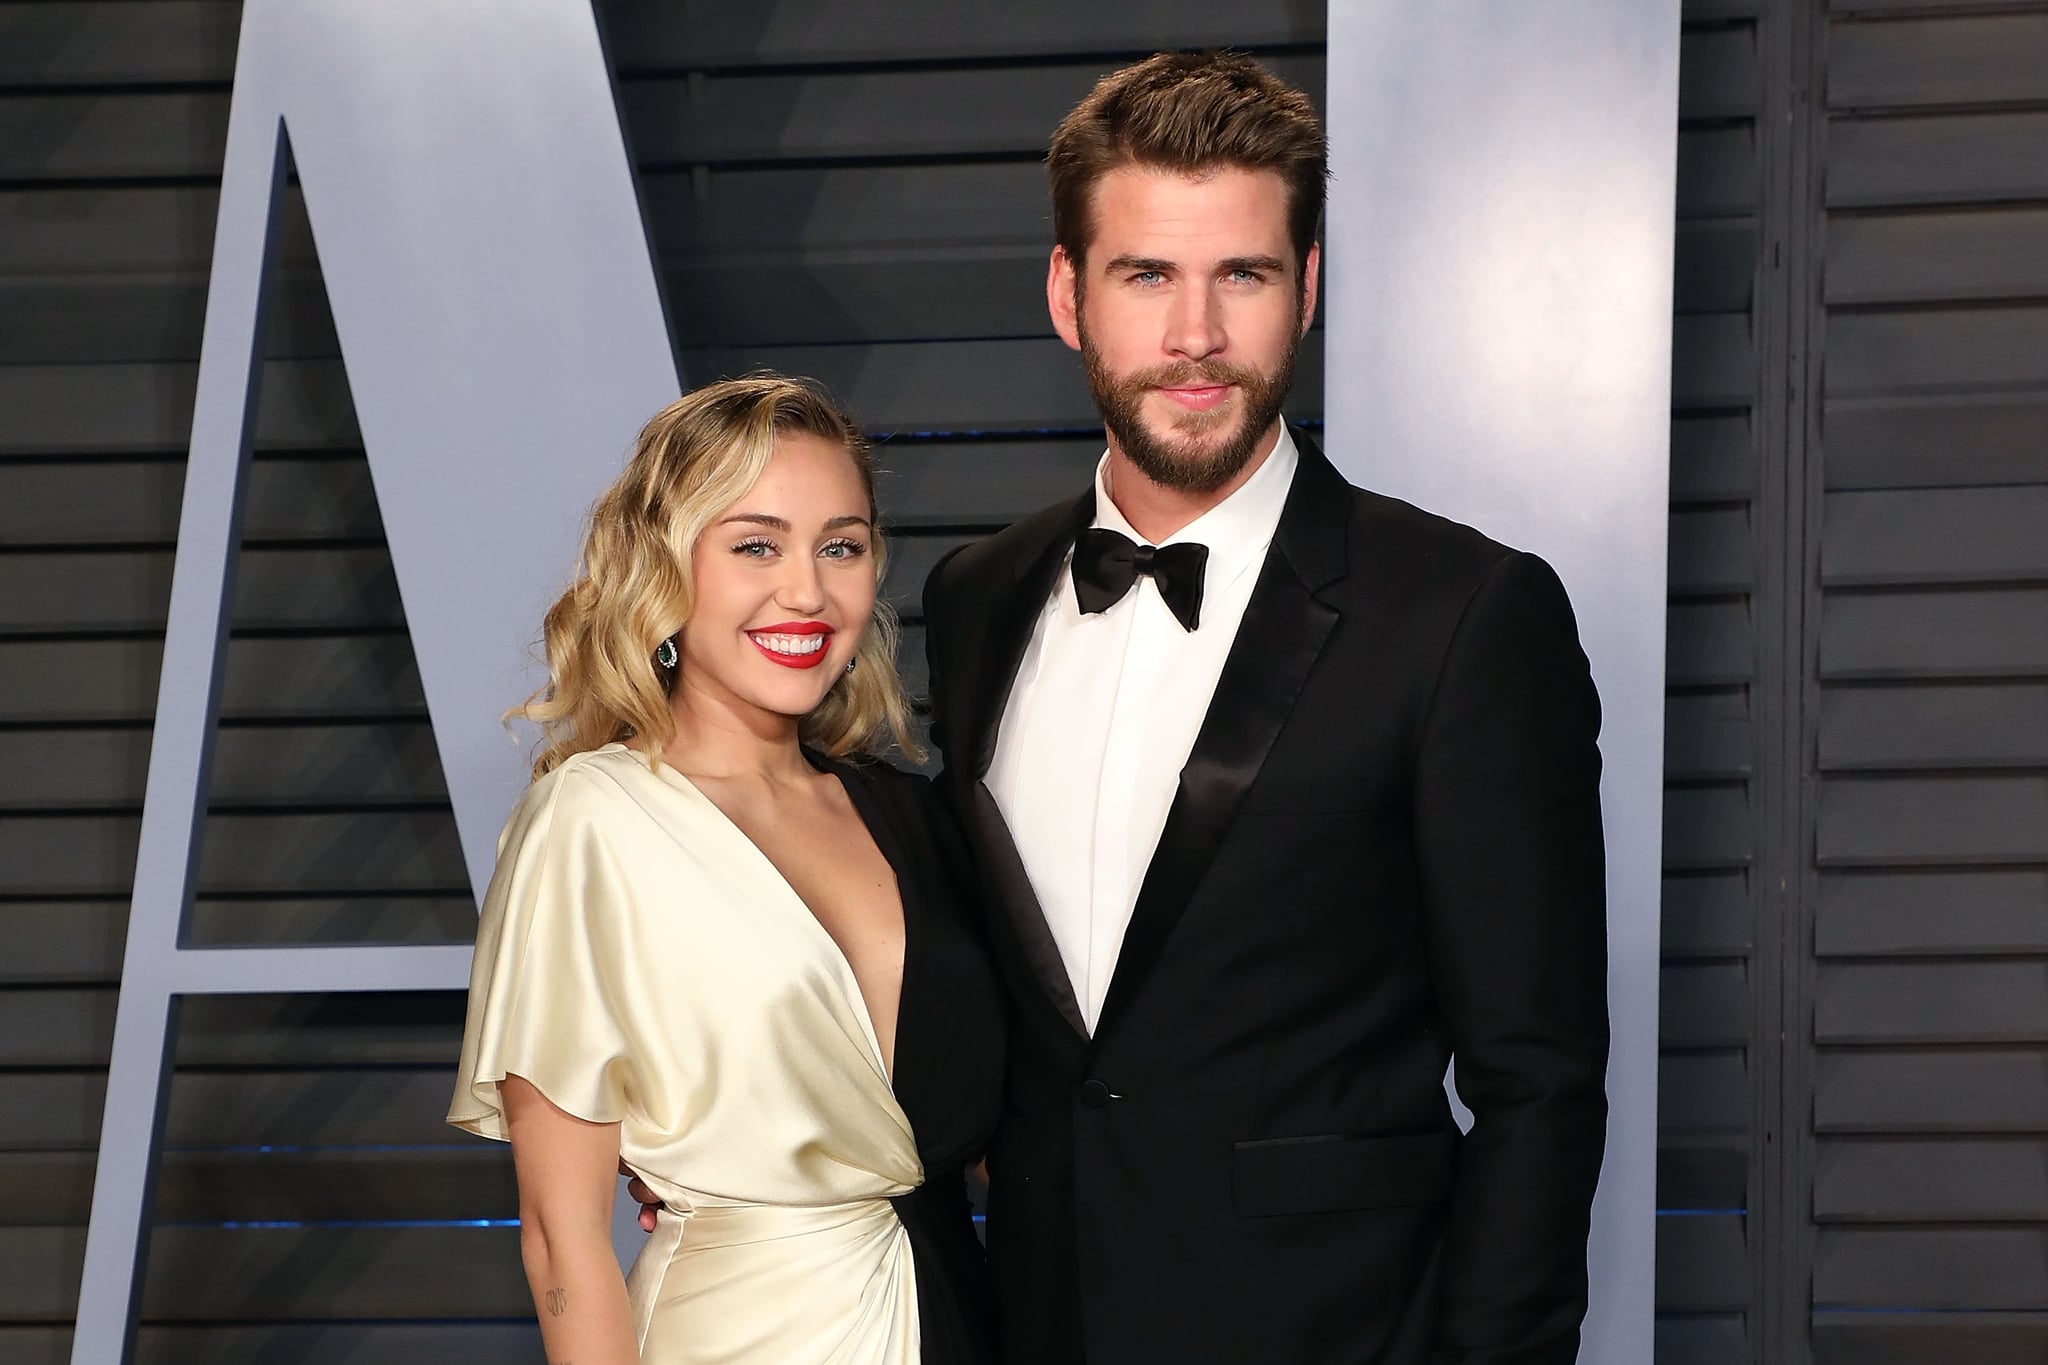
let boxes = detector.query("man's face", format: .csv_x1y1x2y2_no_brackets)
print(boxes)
1048,165,1319,495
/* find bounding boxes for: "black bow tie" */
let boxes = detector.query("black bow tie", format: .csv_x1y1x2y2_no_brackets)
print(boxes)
1071,527,1209,631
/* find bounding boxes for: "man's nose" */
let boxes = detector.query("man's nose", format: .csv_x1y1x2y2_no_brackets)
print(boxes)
1166,283,1225,361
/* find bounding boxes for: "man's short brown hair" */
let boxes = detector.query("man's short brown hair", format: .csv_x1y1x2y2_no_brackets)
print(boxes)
1047,51,1327,276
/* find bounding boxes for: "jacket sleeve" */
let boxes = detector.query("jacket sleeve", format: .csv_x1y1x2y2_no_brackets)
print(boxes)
1413,551,1610,1365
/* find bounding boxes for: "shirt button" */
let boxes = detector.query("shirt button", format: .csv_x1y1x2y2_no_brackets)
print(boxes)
1078,1078,1112,1109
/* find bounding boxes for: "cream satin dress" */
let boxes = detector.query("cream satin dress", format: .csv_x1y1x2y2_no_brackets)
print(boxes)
448,744,924,1363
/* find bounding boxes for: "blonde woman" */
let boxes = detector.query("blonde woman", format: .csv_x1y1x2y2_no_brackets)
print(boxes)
448,376,1002,1364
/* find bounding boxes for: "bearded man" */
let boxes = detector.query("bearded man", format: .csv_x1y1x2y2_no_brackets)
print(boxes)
919,51,1610,1364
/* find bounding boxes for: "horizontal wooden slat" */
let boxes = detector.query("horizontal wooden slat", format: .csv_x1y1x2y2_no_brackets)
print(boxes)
0,93,227,181
1670,415,1755,502
1826,396,2048,491
1654,1314,1747,1365
0,809,468,898
0,185,312,274
0,1145,512,1226
1820,588,2048,679
1815,1228,2048,1309
0,454,379,547
0,635,427,725
1670,507,1753,594
0,272,339,365
0,2,237,88
1661,1051,1750,1137
624,55,1322,164
0,361,358,455
1817,961,2048,1044
1663,870,1752,957
1658,1137,1749,1209
1819,683,2048,771
1656,1214,1751,1311
1828,111,2048,209
1669,601,1753,687
0,990,466,1070
1817,869,2048,957
1677,127,1758,218
876,439,1098,527
1816,1137,2048,1221
1813,1312,2048,1365
600,0,1323,68
1666,691,1751,782
1674,220,1757,316
1661,962,1750,1048
1664,784,1753,871
1673,313,1755,409
1,722,447,810
0,1222,529,1322
0,1324,541,1365
1678,26,1760,120
1824,486,2048,586
0,898,476,983
1828,307,2048,398
1817,1048,2048,1134
0,546,402,633
1829,14,2048,111
1818,775,2048,866
1827,207,2048,307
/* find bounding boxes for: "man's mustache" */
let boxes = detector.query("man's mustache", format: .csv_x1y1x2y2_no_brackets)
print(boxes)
1119,361,1263,391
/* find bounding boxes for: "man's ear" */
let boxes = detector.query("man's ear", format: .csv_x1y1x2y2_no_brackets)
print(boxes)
1299,241,1322,336
1048,245,1083,353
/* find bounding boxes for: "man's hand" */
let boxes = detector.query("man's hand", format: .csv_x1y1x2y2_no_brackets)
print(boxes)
623,1167,661,1233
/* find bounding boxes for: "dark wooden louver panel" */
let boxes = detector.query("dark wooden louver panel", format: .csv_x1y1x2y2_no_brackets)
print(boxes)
1810,5,2048,1363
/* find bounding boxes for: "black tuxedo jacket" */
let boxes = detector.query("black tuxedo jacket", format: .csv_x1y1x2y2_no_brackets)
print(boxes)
920,433,1609,1364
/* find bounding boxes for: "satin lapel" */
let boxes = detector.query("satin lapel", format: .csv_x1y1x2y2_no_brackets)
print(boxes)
1091,434,1353,1044
965,782,1090,1052
964,491,1095,780
948,492,1095,1055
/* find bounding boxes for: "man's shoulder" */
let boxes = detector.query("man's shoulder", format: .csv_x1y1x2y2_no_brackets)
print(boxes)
927,492,1087,603
1343,482,1523,589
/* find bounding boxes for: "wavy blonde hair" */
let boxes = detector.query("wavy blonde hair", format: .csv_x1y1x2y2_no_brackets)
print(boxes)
516,374,919,777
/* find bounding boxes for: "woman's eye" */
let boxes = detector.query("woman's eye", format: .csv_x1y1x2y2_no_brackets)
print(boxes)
820,538,869,560
733,538,776,558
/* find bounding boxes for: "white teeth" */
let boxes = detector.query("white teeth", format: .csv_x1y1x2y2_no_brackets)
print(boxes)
750,632,826,655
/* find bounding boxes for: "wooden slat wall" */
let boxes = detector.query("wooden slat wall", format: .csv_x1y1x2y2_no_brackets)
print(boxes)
1810,4,2048,1362
17,2,2034,1362
0,2,1329,1361
1658,5,1766,1362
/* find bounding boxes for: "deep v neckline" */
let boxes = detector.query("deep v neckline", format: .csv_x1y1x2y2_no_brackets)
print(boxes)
635,745,911,1088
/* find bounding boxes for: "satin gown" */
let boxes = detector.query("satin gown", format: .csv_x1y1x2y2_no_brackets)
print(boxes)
448,743,1003,1364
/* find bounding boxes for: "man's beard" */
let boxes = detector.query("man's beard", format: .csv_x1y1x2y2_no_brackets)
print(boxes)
1080,317,1300,496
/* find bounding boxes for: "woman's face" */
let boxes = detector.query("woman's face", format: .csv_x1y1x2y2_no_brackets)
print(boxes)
677,431,878,727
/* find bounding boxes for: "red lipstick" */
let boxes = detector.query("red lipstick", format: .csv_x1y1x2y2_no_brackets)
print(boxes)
745,620,834,670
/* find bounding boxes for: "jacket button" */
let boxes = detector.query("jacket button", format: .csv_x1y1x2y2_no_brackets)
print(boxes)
1078,1078,1111,1109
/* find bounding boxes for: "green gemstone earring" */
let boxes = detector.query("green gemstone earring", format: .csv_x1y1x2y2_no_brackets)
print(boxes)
655,637,678,669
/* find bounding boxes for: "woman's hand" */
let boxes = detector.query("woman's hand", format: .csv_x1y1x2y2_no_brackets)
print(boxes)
504,1075,639,1365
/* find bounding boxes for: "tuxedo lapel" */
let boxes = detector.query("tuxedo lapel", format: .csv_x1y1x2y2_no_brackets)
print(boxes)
946,491,1095,1052
1092,433,1352,1043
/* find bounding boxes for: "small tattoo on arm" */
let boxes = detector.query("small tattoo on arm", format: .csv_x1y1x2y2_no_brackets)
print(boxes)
545,1287,568,1317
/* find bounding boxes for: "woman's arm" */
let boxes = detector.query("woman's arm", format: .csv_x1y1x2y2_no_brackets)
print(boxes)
503,1074,639,1365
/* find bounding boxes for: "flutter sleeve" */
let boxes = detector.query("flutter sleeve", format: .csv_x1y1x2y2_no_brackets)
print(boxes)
447,765,642,1141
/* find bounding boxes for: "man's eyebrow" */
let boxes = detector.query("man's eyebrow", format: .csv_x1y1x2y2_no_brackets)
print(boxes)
1219,254,1288,275
1103,254,1177,275
718,512,790,530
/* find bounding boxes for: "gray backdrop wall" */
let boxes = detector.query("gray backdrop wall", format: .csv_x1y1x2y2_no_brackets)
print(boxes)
1,2,2045,1363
